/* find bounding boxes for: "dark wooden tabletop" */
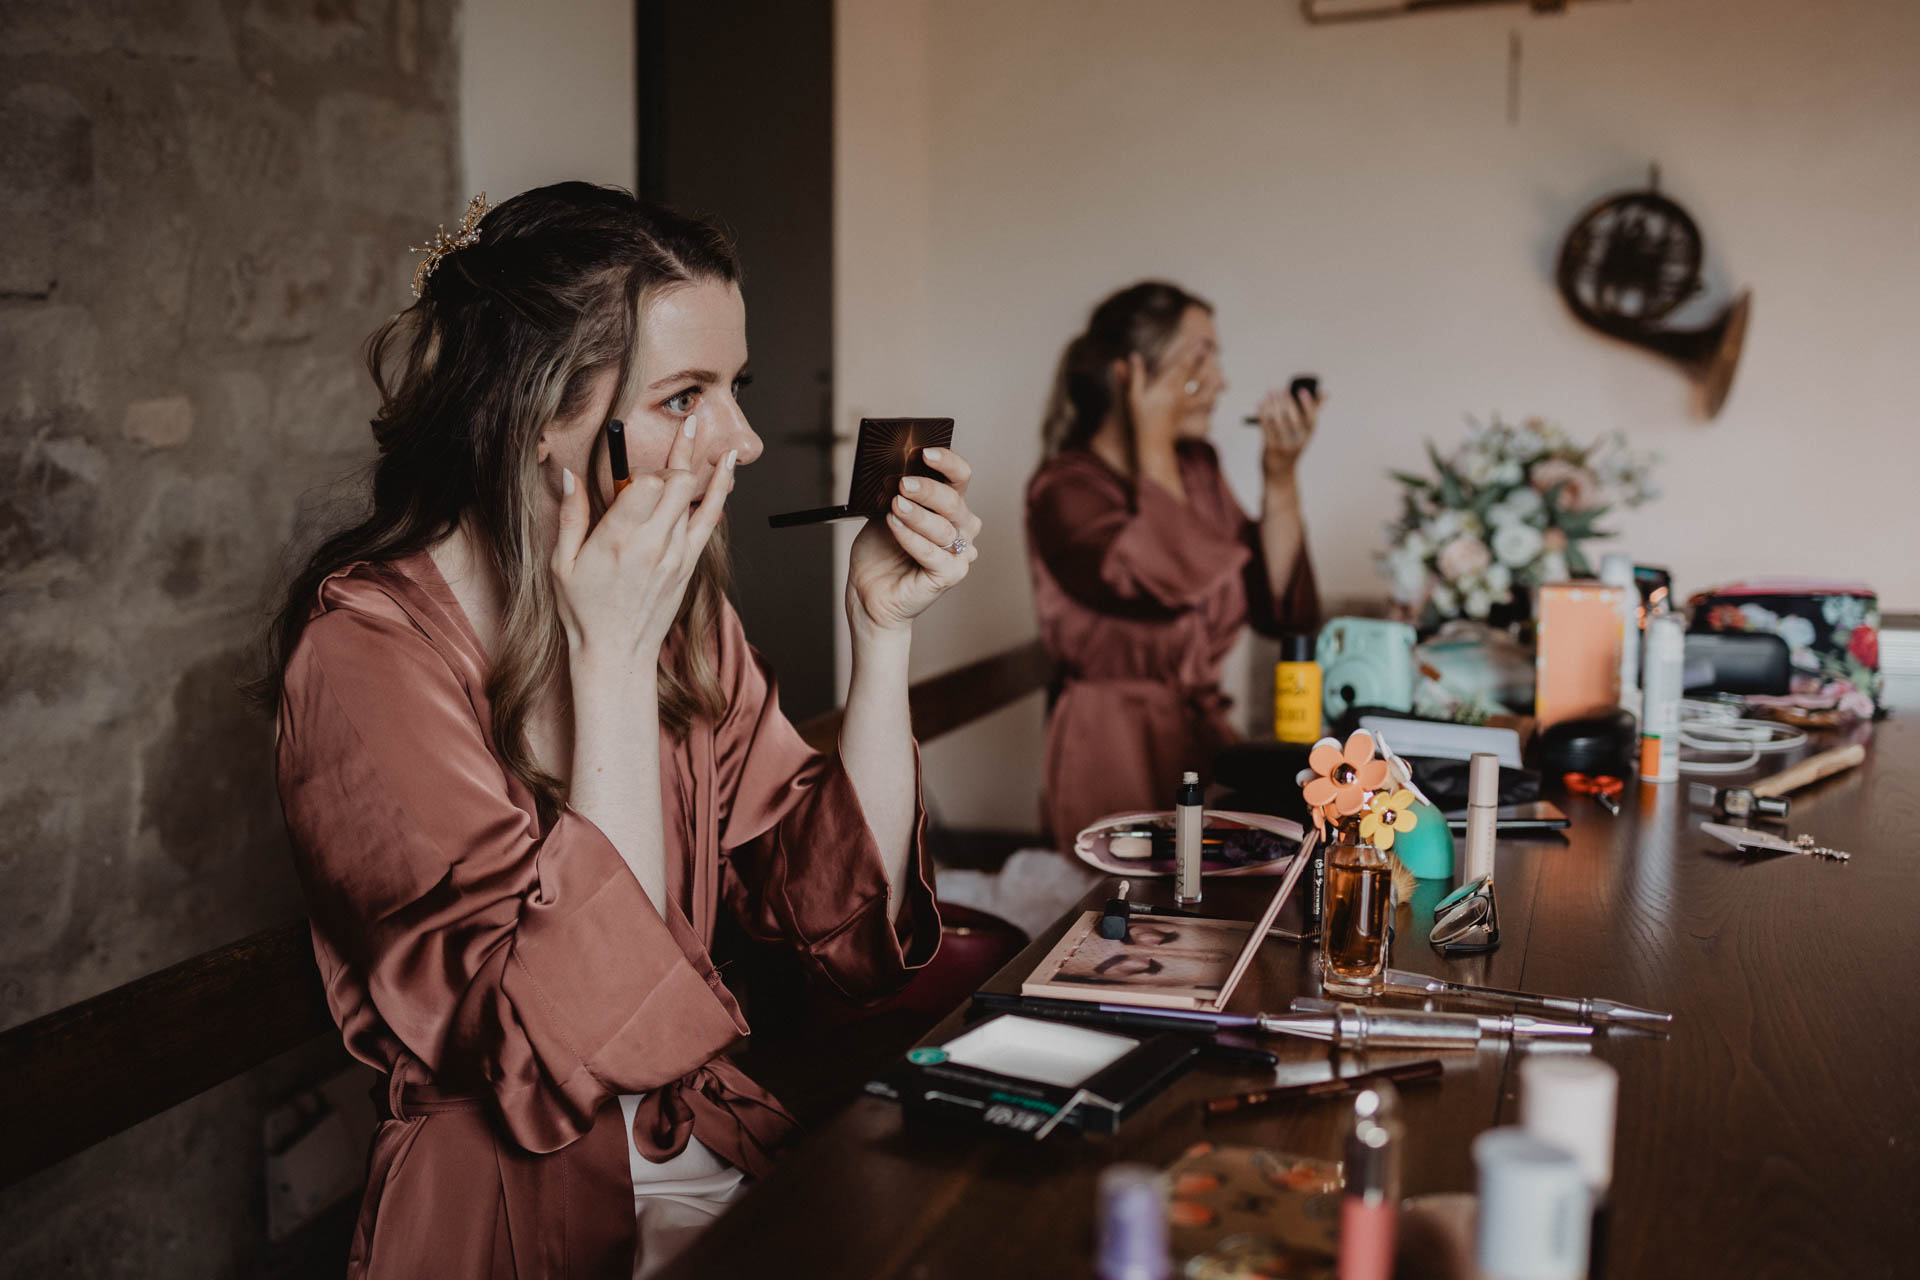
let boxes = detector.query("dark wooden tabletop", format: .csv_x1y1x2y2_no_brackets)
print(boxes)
663,688,1920,1280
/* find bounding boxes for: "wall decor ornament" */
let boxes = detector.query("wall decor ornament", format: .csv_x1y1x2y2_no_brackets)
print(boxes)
1556,167,1750,417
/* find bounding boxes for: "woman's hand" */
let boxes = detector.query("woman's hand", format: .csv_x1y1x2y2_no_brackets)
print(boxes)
846,448,982,637
1253,385,1322,484
551,415,735,671
1123,336,1208,458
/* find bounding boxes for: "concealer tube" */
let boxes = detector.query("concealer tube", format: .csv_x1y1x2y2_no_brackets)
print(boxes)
1462,753,1499,888
1174,771,1203,908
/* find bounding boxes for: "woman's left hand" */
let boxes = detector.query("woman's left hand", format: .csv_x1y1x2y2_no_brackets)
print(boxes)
847,448,982,635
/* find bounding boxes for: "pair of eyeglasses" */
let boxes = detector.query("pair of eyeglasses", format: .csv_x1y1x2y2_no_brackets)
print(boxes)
1431,876,1500,955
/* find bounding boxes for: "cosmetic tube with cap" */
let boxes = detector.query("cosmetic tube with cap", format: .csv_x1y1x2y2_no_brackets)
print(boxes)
1096,1164,1169,1280
1175,771,1204,908
1522,1056,1619,1279
1462,753,1499,887
1473,1128,1589,1280
1599,553,1640,716
1275,634,1323,744
1640,614,1684,783
1339,1082,1402,1280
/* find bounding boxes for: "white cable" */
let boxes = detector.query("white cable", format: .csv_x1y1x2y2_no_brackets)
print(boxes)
1674,703,1806,773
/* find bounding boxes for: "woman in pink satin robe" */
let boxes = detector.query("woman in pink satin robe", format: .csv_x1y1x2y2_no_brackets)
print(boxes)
1026,282,1320,847
265,184,982,1279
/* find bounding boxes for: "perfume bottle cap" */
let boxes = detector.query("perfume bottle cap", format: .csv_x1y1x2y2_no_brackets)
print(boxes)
1095,1164,1170,1280
1181,770,1199,785
1473,1128,1590,1280
1281,633,1315,663
1519,1056,1618,1192
1468,753,1501,807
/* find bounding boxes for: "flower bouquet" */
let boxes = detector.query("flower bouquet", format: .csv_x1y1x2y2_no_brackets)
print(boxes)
1379,415,1658,624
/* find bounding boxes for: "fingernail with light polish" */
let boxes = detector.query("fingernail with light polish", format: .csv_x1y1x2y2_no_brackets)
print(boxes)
683,414,698,438
562,467,575,496
725,449,738,469
924,448,941,461
896,496,912,513
902,477,920,492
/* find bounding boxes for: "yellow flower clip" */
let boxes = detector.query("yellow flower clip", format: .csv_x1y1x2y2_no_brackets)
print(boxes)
1358,788,1419,851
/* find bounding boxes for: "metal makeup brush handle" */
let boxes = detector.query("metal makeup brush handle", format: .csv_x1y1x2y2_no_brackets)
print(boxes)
1259,1003,1488,1050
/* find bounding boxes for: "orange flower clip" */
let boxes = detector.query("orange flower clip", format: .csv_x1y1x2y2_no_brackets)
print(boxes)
1301,730,1390,835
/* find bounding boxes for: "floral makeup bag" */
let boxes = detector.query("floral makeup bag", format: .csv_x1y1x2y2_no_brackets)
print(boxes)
1687,579,1881,718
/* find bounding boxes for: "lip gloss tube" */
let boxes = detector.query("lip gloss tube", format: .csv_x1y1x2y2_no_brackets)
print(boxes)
1339,1082,1402,1280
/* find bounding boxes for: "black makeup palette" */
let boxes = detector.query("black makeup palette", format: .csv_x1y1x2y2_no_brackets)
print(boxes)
768,417,955,528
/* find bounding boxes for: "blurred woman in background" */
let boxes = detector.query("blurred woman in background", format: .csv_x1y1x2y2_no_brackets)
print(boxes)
1025,281,1321,847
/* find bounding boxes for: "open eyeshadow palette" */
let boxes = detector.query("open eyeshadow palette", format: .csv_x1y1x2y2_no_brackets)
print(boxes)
1072,809,1305,879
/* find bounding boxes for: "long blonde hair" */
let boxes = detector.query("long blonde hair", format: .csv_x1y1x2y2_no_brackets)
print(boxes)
263,183,737,814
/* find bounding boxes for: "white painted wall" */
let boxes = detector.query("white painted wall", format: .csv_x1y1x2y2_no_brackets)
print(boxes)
459,0,636,199
836,0,1920,830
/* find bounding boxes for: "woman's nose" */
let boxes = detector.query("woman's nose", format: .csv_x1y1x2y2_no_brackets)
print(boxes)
724,407,765,466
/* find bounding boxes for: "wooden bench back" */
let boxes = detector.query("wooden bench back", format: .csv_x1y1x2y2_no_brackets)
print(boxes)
0,639,1049,1188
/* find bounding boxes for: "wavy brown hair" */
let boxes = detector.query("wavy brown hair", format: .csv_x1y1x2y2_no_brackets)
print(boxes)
1039,280,1212,468
261,182,738,813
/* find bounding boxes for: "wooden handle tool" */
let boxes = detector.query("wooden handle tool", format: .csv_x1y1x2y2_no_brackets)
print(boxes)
1751,743,1866,799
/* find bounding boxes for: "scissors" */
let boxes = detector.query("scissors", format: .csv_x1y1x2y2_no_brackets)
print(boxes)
1564,772,1623,816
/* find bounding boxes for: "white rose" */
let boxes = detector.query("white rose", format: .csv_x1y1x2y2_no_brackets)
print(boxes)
1431,583,1460,617
1502,487,1543,518
1536,551,1570,583
1427,510,1465,542
1386,545,1429,603
1484,562,1513,595
1491,461,1523,487
1492,521,1544,567
1464,589,1492,619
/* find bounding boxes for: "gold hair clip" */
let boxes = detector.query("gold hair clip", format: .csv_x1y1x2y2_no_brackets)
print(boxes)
410,192,491,299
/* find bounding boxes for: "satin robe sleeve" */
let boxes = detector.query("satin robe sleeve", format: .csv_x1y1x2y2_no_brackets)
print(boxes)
1206,459,1323,639
277,581,751,1155
708,604,941,1002
1027,458,1254,616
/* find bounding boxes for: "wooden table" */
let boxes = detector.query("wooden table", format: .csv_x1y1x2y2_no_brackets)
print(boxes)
664,689,1920,1279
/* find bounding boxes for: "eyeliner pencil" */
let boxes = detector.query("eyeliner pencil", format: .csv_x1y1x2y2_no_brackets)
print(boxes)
607,419,632,493
1203,1059,1444,1118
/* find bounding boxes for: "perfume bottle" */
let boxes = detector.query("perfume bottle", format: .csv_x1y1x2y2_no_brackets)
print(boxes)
1320,830,1392,998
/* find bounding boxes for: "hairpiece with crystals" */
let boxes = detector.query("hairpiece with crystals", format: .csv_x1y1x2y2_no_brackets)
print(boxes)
410,192,491,299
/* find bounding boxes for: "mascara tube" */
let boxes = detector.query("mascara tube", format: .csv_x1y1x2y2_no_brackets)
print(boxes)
1174,771,1203,908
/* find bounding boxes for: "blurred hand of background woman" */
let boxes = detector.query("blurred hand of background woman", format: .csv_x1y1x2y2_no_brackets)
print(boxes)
1253,385,1322,485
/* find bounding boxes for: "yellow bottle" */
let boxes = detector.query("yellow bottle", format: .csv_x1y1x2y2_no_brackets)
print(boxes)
1275,634,1323,744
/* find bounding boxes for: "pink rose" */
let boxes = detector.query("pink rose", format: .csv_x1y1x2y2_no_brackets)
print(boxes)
1436,534,1492,583
1530,459,1600,512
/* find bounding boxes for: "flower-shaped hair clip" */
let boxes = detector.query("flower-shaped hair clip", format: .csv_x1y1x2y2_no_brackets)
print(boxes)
1359,788,1420,850
410,192,491,299
1302,730,1389,834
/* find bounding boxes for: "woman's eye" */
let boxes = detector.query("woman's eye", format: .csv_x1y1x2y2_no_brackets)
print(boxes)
664,389,698,415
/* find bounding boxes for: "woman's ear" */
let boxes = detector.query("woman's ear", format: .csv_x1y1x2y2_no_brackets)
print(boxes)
535,428,554,464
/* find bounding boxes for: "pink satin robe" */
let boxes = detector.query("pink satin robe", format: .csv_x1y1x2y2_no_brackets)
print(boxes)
1025,442,1320,845
275,552,938,1278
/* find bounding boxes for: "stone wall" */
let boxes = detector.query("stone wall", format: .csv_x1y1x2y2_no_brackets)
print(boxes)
0,1,458,1274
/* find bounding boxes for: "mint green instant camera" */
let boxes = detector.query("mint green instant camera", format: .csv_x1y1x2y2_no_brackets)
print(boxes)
1316,617,1417,722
